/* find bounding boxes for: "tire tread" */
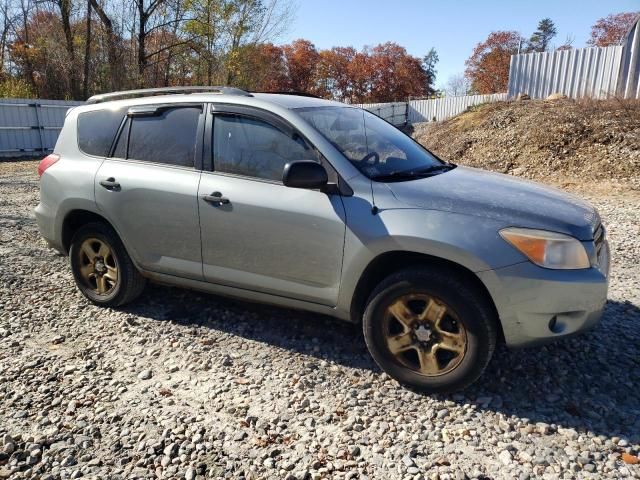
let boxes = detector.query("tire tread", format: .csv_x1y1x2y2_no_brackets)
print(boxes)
363,266,497,393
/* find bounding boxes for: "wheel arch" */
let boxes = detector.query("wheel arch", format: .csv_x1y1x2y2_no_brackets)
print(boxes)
349,251,503,341
61,209,114,254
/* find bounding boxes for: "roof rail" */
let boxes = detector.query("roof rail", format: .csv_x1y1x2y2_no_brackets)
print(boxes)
86,86,252,104
253,90,322,99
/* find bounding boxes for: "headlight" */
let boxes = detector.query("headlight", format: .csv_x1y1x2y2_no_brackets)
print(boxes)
499,227,590,269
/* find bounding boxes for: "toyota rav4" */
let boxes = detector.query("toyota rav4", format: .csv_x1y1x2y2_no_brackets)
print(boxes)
35,86,610,392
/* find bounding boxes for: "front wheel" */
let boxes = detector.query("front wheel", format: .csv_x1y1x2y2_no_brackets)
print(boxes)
69,222,145,307
363,267,497,393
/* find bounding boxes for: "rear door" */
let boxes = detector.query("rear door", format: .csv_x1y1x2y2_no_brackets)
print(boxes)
94,103,205,279
198,105,347,305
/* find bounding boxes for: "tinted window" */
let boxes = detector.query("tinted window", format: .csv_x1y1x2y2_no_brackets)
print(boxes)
213,115,318,181
112,118,129,159
128,107,201,167
77,107,127,156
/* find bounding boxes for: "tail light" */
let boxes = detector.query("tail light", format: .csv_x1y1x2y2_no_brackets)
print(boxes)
38,154,60,177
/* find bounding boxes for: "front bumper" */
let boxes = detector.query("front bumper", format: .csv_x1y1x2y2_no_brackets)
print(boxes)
477,241,609,348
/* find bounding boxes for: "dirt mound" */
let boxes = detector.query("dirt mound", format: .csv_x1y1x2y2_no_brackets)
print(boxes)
413,98,640,188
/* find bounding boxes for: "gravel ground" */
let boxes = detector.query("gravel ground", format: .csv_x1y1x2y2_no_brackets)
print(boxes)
1,160,639,480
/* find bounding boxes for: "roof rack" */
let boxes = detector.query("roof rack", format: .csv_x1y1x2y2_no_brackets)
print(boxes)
253,90,322,99
86,86,253,104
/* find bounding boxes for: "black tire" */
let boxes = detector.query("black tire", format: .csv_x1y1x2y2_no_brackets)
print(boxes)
363,267,497,393
69,222,145,307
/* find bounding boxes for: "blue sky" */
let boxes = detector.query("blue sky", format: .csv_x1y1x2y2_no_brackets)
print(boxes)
283,0,639,89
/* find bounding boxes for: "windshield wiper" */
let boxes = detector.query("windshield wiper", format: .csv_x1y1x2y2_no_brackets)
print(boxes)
370,163,456,182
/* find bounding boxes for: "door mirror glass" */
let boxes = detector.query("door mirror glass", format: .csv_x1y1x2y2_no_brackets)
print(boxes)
283,161,328,189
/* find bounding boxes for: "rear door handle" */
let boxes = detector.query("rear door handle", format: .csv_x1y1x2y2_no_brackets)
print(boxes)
202,191,230,205
99,177,120,190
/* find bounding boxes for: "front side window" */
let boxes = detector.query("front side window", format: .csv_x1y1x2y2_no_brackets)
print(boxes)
127,106,201,167
297,106,446,181
77,107,127,156
213,114,319,181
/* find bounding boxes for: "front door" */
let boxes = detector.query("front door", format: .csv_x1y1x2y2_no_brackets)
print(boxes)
198,110,346,305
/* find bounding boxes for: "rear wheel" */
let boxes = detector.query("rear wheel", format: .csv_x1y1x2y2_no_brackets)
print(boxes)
363,267,497,393
69,222,145,307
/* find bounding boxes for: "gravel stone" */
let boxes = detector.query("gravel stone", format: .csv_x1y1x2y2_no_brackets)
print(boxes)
1,160,639,479
499,449,512,465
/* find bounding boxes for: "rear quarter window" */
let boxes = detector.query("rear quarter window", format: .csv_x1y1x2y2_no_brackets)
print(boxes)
77,107,127,156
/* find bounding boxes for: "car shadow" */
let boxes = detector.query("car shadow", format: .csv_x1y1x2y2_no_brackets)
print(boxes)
123,286,640,443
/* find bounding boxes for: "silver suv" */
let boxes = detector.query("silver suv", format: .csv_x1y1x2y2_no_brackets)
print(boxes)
35,87,610,392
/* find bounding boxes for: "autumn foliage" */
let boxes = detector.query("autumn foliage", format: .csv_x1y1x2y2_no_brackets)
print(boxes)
1,0,433,102
235,40,430,103
588,12,639,47
464,31,522,94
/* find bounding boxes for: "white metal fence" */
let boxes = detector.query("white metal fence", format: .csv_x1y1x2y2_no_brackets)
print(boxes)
354,102,408,126
618,16,640,99
508,16,640,100
407,94,508,123
507,45,624,99
0,98,83,158
358,93,508,126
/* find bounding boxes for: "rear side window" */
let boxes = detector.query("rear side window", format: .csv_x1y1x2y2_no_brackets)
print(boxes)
77,107,127,156
128,107,201,167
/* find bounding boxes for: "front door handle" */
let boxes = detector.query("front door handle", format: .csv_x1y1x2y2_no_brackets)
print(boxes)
99,177,120,190
202,191,230,205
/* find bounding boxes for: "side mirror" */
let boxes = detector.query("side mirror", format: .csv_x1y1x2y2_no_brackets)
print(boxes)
282,161,328,189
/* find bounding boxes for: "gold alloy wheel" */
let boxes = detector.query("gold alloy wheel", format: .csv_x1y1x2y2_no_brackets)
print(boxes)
383,293,467,376
78,238,118,295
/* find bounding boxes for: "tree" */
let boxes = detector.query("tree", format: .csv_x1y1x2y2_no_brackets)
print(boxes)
316,46,356,100
49,0,81,98
422,47,438,96
367,42,428,102
556,34,574,51
587,11,639,47
445,73,471,96
184,0,223,85
83,0,92,98
528,18,556,52
465,31,522,94
346,50,373,103
223,0,295,85
2,0,434,101
0,2,17,78
89,0,124,91
133,0,159,86
282,38,319,93
227,42,287,91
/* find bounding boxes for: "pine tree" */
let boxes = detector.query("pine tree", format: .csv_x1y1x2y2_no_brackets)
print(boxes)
422,48,439,96
529,18,557,52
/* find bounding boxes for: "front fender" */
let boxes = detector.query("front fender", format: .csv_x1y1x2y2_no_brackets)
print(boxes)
336,198,525,318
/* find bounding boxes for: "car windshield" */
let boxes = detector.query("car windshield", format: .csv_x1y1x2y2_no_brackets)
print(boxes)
296,106,447,180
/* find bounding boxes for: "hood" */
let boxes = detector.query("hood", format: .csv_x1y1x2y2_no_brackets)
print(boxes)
386,166,599,240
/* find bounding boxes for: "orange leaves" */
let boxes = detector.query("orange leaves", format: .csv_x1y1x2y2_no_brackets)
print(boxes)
274,39,429,103
282,39,321,94
464,31,522,94
588,12,640,47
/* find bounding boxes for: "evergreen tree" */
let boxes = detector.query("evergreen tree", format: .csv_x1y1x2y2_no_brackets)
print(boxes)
529,18,557,52
422,48,439,95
